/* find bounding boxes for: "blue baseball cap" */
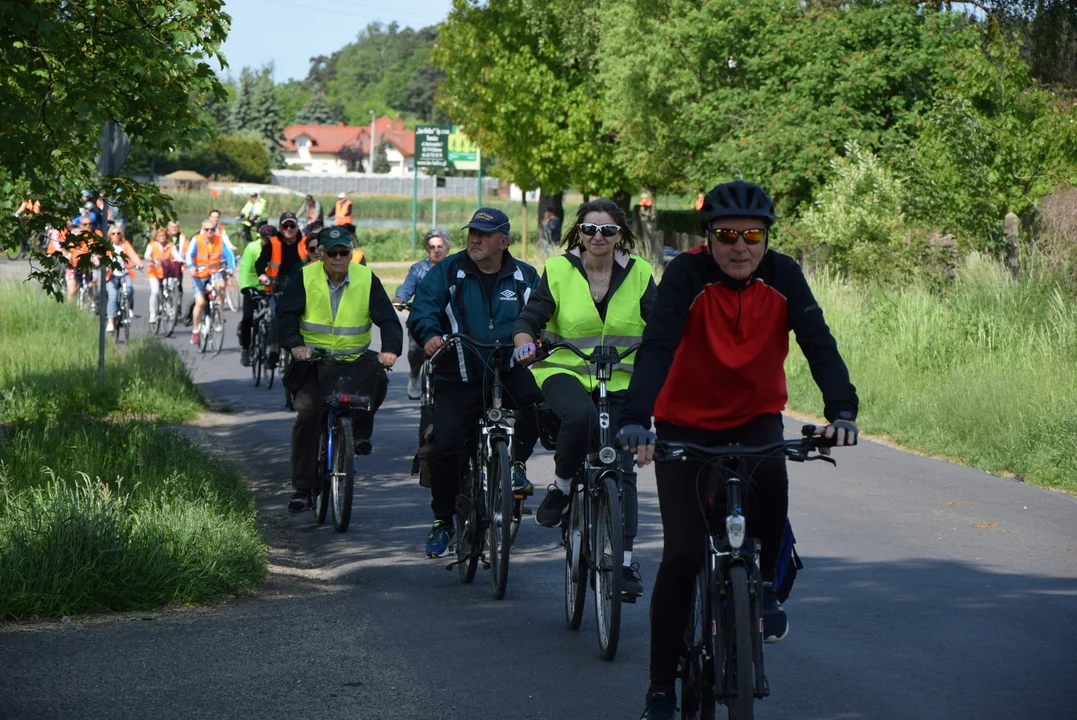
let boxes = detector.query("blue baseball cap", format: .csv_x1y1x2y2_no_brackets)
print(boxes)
463,207,511,234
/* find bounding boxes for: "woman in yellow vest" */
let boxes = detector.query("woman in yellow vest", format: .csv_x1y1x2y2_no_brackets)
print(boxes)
512,198,657,598
276,226,403,514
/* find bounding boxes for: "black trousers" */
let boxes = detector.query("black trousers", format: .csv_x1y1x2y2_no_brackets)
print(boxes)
541,373,638,551
429,371,543,523
649,413,788,688
290,364,388,490
239,288,260,349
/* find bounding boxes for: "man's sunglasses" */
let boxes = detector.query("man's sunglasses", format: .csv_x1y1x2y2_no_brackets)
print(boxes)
324,248,350,258
579,223,621,238
281,222,298,229
710,227,767,245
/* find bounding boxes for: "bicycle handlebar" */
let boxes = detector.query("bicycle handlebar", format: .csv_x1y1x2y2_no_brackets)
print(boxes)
534,339,641,366
426,333,515,368
655,425,840,465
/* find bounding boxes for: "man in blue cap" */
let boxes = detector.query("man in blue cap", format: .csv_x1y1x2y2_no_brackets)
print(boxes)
408,207,543,558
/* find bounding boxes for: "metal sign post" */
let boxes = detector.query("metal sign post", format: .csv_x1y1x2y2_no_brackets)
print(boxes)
415,125,451,250
95,120,131,382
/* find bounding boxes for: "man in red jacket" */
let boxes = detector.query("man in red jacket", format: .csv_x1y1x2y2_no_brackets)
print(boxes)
617,180,860,720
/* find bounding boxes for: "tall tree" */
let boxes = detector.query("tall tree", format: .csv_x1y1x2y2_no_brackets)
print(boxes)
229,68,257,134
294,94,338,125
373,143,391,174
249,69,284,168
0,0,229,294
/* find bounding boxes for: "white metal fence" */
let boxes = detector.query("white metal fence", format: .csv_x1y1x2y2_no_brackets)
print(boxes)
271,171,501,198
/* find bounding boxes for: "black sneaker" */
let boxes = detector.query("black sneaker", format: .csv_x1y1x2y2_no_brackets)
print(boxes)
267,350,280,367
622,563,644,598
240,347,251,367
640,689,675,720
536,485,569,527
762,585,789,644
288,489,312,514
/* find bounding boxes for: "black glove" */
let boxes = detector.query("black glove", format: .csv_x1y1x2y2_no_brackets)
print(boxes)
616,424,656,450
824,416,858,446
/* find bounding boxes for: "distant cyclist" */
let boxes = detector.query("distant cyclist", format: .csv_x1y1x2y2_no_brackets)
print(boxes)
237,192,267,245
186,219,236,346
103,225,143,334
617,180,860,720
392,228,450,399
238,225,275,367
254,211,308,367
144,228,182,326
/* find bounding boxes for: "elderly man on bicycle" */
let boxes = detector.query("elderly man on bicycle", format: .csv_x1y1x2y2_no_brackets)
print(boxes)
616,180,860,720
277,226,402,514
185,219,235,347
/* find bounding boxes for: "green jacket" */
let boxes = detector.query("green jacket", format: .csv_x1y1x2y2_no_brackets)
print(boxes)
238,242,265,291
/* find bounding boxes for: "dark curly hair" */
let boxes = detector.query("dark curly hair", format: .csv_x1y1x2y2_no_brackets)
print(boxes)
561,198,637,253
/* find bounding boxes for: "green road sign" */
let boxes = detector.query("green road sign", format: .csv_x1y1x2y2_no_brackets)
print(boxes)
416,125,452,168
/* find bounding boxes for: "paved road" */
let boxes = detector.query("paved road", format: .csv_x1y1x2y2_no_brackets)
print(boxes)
2,261,1077,720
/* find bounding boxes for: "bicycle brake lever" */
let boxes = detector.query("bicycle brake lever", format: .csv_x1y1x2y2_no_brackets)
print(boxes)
806,454,837,466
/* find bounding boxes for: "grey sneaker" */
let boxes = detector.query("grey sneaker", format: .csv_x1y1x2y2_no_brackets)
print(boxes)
762,585,789,643
407,375,421,400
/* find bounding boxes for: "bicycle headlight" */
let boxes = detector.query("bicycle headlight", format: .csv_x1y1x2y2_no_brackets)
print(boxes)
726,514,746,550
598,446,617,465
486,408,503,423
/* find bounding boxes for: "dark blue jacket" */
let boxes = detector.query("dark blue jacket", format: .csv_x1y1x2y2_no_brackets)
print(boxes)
408,249,539,383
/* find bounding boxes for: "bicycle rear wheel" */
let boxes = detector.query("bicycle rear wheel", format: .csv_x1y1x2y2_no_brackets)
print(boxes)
211,306,225,356
455,449,481,583
150,298,162,335
594,475,623,660
265,322,276,389
725,563,755,720
564,484,587,630
487,438,513,600
681,567,717,720
315,426,330,524
330,415,355,532
252,324,263,386
163,291,178,337
225,276,240,313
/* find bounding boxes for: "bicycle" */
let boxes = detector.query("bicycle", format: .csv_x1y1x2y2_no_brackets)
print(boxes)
197,275,226,356
75,271,96,313
280,349,295,410
310,349,383,533
533,340,641,661
250,292,271,386
659,427,838,720
428,333,527,600
5,227,47,260
150,261,181,338
113,279,132,345
223,272,241,314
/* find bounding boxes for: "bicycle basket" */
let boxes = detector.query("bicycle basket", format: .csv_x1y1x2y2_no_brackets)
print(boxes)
535,402,561,451
318,356,381,411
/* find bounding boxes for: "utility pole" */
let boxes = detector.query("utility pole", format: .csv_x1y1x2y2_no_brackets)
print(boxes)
368,110,375,174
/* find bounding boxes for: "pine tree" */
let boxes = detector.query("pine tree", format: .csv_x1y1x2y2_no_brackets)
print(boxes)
229,68,257,134
294,94,337,125
373,142,391,173
249,71,285,167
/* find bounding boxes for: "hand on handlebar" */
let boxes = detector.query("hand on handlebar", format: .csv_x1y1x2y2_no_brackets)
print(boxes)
424,335,443,357
511,342,537,367
291,346,313,361
377,352,397,368
815,418,858,455
617,424,657,467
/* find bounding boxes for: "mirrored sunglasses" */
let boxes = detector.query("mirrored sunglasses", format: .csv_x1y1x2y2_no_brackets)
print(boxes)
711,227,766,245
579,223,620,238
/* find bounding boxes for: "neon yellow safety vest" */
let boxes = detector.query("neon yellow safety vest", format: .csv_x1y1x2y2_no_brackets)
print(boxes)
299,262,373,360
531,254,650,392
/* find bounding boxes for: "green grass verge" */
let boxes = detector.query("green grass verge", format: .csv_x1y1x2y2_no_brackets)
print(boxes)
0,282,266,619
785,253,1077,492
0,420,267,619
0,281,203,423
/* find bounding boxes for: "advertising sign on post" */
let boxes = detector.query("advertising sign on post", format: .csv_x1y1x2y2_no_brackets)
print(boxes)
415,125,452,169
448,127,479,170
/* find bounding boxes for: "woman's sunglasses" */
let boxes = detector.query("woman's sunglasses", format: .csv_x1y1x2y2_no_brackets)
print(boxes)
324,248,350,258
307,245,319,253
579,223,621,238
710,227,766,245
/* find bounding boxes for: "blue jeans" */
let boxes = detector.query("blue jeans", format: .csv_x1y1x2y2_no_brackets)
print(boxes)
106,275,134,319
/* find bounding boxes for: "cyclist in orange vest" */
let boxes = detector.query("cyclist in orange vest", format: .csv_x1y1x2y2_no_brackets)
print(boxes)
144,227,182,325
254,211,307,365
67,217,99,304
185,219,236,346
330,192,354,233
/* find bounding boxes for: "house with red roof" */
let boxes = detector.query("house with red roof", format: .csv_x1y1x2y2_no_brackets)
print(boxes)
281,117,416,175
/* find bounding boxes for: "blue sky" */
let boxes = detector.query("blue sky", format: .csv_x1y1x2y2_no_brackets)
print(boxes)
219,0,453,82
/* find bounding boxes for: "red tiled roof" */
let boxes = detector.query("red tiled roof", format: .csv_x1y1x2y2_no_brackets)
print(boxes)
281,118,415,157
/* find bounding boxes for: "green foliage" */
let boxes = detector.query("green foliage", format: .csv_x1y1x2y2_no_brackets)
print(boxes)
800,143,914,279
0,0,230,293
373,143,392,174
294,94,338,125
900,29,1077,254
228,68,258,135
599,0,976,212
435,0,632,197
276,80,313,127
785,253,1077,492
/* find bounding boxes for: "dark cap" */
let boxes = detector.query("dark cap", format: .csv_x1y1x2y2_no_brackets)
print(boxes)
279,211,298,226
259,224,277,238
320,226,352,249
462,207,510,235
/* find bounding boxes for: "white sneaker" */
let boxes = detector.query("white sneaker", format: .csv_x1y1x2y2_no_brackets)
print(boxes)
106,321,115,332
149,316,158,324
407,376,421,400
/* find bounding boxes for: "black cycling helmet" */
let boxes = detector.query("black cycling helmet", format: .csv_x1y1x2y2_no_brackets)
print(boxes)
259,224,277,238
699,180,776,230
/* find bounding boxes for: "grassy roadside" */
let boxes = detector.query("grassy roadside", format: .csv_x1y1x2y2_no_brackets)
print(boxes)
0,282,266,620
785,253,1077,492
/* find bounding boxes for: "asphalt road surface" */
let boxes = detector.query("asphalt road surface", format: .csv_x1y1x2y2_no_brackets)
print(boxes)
2,261,1076,720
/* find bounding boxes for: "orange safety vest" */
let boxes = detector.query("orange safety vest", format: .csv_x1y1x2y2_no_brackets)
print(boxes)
147,241,176,279
334,199,353,225
351,248,364,265
191,233,224,278
266,236,308,282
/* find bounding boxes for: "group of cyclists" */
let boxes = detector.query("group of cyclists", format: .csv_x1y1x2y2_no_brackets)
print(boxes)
269,179,859,720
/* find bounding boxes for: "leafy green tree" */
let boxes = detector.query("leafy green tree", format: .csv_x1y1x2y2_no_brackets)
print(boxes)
248,69,285,167
373,143,391,173
275,79,313,127
599,0,977,212
435,0,632,199
294,94,338,125
901,29,1077,252
0,0,229,294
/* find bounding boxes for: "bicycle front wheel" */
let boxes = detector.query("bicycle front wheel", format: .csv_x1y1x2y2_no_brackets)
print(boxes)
681,567,717,720
564,483,587,630
315,426,330,525
163,292,178,337
594,474,623,660
211,306,225,356
330,415,355,532
198,314,210,353
725,563,755,720
225,277,240,313
486,437,513,600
